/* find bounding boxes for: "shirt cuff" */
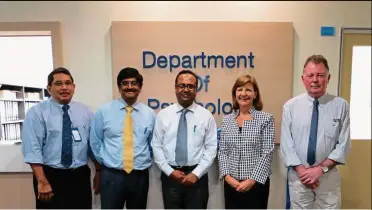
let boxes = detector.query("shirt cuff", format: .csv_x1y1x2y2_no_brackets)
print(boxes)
285,153,302,167
24,155,43,165
249,173,267,185
328,150,347,165
191,165,204,179
163,164,175,176
219,169,229,181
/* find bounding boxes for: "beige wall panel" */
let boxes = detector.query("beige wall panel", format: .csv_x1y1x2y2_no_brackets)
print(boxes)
111,21,294,144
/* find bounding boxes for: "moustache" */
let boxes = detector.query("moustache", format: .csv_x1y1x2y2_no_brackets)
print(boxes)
124,89,137,92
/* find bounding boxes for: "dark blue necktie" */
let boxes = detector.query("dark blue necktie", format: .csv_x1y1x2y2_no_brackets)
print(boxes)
175,109,189,166
307,99,319,166
61,104,73,168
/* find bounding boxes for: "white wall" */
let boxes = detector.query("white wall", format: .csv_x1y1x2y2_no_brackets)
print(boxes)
0,1,370,111
0,1,371,209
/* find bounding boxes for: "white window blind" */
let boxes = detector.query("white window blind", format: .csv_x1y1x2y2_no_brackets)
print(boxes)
350,46,371,140
0,36,53,88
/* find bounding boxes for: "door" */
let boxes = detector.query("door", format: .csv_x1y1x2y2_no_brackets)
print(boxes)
338,28,371,209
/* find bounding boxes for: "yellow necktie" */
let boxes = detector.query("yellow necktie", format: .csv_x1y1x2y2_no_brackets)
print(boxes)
123,106,134,173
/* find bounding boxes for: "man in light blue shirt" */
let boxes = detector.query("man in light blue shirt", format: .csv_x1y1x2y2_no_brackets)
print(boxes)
22,67,99,209
90,67,156,209
281,55,351,209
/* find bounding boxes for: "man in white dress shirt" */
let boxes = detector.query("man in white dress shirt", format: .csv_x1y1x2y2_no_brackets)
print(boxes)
281,55,351,209
152,70,218,209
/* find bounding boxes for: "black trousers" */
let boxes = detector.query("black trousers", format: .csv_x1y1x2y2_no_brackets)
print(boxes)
100,165,149,209
161,165,209,209
33,165,92,209
224,177,270,209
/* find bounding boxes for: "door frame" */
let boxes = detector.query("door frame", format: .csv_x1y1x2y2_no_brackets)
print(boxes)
337,27,371,209
337,27,372,96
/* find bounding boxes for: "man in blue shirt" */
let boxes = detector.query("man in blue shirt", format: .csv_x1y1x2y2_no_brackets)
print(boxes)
281,55,351,209
90,67,156,209
22,67,99,209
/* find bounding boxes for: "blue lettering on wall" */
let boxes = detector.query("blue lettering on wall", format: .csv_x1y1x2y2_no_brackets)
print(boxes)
169,55,180,72
248,52,254,68
148,98,160,109
142,51,255,72
143,51,156,68
196,75,210,93
143,50,251,117
204,75,210,92
225,56,236,68
157,55,168,68
182,56,192,69
148,98,233,115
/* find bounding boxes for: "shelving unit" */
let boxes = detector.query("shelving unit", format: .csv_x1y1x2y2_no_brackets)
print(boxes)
0,83,50,144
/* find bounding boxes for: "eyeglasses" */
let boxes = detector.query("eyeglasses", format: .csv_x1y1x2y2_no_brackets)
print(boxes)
53,81,73,87
176,83,196,90
121,80,139,87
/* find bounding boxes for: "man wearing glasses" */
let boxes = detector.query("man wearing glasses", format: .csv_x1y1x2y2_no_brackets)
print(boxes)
90,67,156,209
152,70,218,209
22,67,99,209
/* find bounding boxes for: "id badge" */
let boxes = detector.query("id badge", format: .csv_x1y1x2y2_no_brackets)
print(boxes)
72,127,82,142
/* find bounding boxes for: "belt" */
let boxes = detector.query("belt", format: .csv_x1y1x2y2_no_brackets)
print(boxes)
169,165,197,171
103,165,149,174
43,164,88,173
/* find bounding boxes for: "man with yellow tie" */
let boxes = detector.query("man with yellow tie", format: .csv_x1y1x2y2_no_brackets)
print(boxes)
90,67,156,209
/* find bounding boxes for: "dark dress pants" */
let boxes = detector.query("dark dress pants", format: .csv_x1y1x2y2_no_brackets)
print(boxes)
100,165,149,209
161,165,209,209
33,165,92,209
224,177,270,209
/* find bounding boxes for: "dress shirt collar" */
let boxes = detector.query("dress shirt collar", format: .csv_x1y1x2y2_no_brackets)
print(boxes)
118,97,140,111
306,92,329,108
175,102,196,114
49,97,72,111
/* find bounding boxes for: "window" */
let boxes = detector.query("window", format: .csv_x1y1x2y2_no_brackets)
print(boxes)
0,35,53,143
350,46,371,140
0,35,53,88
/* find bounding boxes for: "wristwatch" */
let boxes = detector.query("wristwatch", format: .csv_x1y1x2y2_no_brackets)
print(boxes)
321,165,329,173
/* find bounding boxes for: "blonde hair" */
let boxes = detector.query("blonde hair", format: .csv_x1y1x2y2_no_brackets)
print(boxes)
231,74,263,111
303,54,329,73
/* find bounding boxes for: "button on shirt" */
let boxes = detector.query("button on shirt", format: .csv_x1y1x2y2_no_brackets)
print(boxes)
280,93,351,167
22,98,93,169
90,99,156,170
151,103,218,178
218,108,275,184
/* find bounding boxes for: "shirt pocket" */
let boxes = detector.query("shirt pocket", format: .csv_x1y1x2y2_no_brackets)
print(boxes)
324,120,340,139
192,122,206,147
135,125,152,146
48,126,60,139
46,117,61,141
